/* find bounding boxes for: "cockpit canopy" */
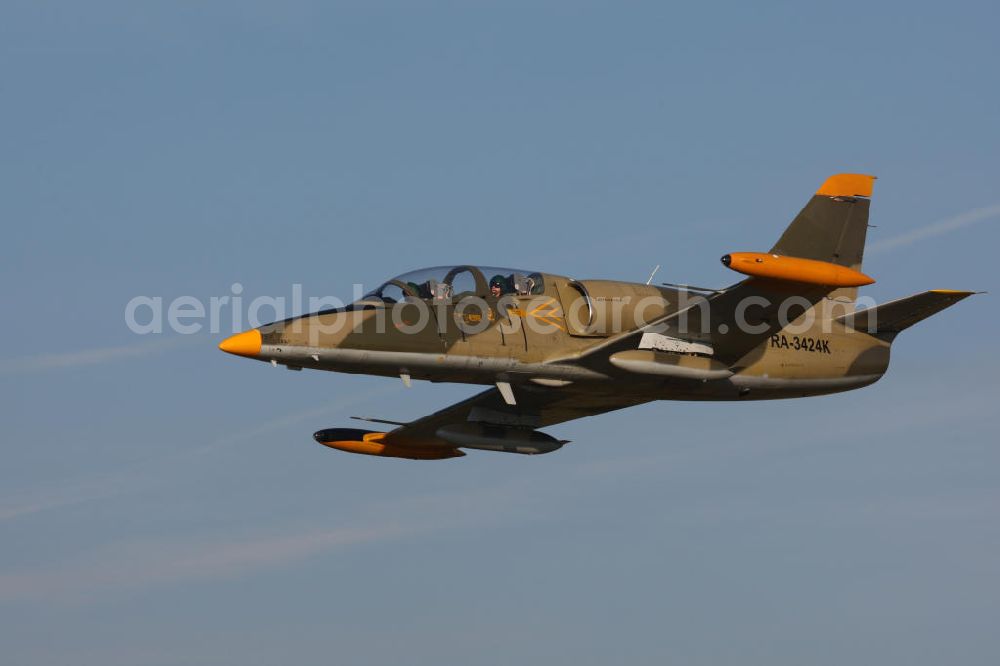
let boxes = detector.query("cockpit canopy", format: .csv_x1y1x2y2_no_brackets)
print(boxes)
362,265,545,304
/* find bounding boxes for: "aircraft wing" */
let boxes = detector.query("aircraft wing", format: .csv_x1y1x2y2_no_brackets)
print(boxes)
384,385,654,447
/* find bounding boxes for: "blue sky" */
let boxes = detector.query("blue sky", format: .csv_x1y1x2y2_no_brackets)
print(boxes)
2,2,999,664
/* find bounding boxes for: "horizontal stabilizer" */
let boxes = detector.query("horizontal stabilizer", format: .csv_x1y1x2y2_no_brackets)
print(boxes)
837,290,977,337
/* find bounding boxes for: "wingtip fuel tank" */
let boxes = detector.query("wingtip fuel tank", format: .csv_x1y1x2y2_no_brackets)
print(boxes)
313,428,464,460
721,252,875,287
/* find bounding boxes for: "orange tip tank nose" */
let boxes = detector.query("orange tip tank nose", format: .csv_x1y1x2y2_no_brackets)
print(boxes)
218,329,262,357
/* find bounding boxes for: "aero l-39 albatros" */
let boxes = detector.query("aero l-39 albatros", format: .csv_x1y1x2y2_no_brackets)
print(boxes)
220,174,976,460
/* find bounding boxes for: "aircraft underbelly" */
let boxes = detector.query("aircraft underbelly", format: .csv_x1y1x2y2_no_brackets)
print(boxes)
646,372,884,401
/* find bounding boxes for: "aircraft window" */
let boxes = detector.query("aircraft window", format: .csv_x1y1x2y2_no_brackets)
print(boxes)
489,271,543,296
447,266,488,297
374,282,405,304
431,281,452,300
404,280,434,299
362,266,545,303
518,272,545,296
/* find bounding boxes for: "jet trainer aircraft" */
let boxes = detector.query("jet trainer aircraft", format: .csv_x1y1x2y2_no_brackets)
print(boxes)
220,174,976,460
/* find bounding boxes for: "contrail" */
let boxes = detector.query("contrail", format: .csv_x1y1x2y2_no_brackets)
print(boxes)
0,384,403,522
868,203,1000,254
0,470,544,603
0,481,125,522
0,337,195,375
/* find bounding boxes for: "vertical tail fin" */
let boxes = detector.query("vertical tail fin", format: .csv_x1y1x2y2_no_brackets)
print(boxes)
770,173,876,301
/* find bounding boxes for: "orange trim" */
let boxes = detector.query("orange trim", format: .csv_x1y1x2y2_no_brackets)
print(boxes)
527,298,567,331
218,329,262,357
321,433,463,460
722,252,875,287
815,173,876,198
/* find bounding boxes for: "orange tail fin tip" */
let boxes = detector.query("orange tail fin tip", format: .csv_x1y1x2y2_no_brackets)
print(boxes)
815,173,876,198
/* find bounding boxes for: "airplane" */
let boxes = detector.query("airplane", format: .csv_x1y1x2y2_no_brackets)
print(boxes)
219,174,976,460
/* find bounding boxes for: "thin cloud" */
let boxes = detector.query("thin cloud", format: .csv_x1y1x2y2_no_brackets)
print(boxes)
0,473,541,604
0,482,125,522
4,438,997,604
2,367,995,604
0,384,403,523
868,203,1000,254
0,523,416,604
0,337,195,375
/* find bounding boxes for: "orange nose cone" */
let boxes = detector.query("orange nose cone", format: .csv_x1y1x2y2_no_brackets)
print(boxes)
218,329,262,357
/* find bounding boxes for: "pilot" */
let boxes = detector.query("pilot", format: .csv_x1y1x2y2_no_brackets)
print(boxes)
489,275,506,298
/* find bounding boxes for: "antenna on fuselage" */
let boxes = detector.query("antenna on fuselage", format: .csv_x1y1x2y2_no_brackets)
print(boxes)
645,264,661,285
351,415,410,426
